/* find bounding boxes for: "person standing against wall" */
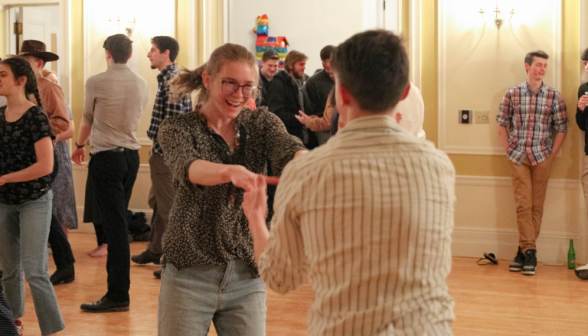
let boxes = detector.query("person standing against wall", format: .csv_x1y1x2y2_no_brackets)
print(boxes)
497,50,568,276
130,36,192,280
74,34,148,312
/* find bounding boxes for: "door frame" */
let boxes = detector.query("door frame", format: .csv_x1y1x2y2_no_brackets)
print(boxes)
0,0,71,101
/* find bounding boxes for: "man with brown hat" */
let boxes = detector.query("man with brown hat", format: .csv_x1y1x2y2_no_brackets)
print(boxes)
17,40,69,134
18,40,78,286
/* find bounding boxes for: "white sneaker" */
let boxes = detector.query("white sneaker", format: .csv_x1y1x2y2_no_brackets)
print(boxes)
575,263,588,280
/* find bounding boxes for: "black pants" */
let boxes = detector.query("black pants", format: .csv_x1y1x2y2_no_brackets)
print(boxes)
48,214,75,269
84,148,139,302
48,150,75,270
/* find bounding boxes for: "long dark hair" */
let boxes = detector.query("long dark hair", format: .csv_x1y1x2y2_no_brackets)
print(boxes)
0,57,43,110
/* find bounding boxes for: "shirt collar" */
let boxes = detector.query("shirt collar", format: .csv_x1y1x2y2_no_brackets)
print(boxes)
338,115,401,134
110,63,130,70
158,63,177,82
522,81,547,94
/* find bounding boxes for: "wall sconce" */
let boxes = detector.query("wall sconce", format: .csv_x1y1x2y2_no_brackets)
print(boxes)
108,16,137,36
479,1,515,28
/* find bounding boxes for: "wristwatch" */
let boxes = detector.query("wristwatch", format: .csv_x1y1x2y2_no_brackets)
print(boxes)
75,142,85,149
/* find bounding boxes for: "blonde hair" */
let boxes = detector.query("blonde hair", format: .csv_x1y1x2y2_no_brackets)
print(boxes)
284,50,307,73
170,43,259,103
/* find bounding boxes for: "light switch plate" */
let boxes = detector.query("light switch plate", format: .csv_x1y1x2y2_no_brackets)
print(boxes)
475,110,489,124
459,110,472,124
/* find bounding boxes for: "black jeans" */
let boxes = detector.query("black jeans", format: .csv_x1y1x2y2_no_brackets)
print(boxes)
85,148,139,302
48,150,75,270
48,214,75,269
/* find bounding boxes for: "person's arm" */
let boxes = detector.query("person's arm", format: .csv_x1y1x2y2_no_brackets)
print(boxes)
158,117,259,192
577,84,587,131
251,160,308,294
550,91,568,157
243,175,270,262
71,80,95,165
262,111,307,176
496,90,513,153
300,96,332,132
43,81,70,134
0,137,54,185
54,120,74,143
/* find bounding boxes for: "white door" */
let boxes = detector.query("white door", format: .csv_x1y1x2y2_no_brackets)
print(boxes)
22,7,52,68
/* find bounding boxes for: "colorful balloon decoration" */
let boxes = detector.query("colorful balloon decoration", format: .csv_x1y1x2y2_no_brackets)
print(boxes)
253,14,289,68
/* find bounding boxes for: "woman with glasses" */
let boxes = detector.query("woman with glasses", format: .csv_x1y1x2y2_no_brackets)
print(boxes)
156,43,307,336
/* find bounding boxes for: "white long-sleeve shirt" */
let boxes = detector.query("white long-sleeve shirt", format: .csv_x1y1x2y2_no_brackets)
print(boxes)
396,83,426,139
259,115,455,336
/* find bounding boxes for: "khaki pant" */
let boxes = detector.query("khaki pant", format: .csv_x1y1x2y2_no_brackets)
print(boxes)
508,155,554,252
147,153,175,255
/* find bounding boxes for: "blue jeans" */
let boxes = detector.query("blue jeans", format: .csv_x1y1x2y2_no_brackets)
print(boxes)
0,191,65,335
158,259,267,336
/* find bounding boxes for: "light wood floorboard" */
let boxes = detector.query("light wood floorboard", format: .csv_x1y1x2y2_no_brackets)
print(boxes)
15,233,587,335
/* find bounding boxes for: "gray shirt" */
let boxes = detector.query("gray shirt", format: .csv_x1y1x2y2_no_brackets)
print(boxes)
83,64,148,154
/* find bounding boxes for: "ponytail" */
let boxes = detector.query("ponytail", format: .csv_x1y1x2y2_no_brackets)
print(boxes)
169,64,206,103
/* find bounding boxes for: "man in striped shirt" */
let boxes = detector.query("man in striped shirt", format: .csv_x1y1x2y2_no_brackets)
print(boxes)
497,50,568,276
244,30,456,336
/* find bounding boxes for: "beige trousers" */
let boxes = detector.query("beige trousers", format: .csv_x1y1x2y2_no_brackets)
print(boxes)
508,155,554,252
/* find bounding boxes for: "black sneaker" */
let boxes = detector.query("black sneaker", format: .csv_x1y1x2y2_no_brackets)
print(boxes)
575,264,588,280
509,247,525,272
131,250,161,265
154,269,162,279
522,249,537,275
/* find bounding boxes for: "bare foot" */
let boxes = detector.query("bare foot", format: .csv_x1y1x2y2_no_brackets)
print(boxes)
89,244,108,258
88,244,108,257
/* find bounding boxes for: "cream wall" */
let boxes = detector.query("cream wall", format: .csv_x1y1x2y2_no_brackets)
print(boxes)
0,8,6,57
421,0,584,263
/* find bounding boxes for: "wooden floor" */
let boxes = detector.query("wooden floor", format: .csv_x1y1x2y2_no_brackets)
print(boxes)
17,232,588,335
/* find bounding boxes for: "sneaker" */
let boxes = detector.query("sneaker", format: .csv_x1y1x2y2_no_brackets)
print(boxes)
14,320,23,336
131,250,161,265
575,264,588,280
522,249,537,275
509,247,525,272
154,269,162,279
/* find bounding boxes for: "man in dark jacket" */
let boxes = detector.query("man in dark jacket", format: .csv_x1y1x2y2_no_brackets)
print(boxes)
304,45,335,145
266,50,311,141
258,50,280,107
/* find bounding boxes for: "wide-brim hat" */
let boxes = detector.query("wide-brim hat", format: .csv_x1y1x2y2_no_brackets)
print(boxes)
12,40,59,62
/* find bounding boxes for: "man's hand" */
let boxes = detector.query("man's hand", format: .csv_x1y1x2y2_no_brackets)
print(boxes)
579,95,588,111
295,110,317,125
71,147,85,166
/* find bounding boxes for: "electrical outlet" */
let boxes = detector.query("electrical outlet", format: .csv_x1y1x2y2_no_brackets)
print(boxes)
459,110,472,124
475,111,489,124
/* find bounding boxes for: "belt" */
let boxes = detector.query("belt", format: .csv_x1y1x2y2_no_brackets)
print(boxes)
109,147,125,153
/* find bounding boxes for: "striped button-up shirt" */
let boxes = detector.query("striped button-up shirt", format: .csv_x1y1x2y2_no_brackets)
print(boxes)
259,115,456,336
497,82,568,166
147,63,192,155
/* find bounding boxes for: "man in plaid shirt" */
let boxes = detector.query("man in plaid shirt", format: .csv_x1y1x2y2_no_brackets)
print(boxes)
496,50,568,276
132,36,192,279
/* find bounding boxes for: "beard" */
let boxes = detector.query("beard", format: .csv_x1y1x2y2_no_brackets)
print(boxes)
150,65,157,70
293,70,304,79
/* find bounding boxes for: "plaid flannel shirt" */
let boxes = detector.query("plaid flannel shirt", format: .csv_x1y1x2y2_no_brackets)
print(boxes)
497,82,568,166
147,63,192,155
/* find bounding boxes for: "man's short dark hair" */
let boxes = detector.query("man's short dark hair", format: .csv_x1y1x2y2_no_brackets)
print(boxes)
320,45,335,61
582,48,588,62
331,30,408,113
103,34,133,64
524,50,549,66
262,50,279,62
151,36,180,62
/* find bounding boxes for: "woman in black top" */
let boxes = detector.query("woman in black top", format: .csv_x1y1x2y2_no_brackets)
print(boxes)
0,58,65,335
157,43,306,335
